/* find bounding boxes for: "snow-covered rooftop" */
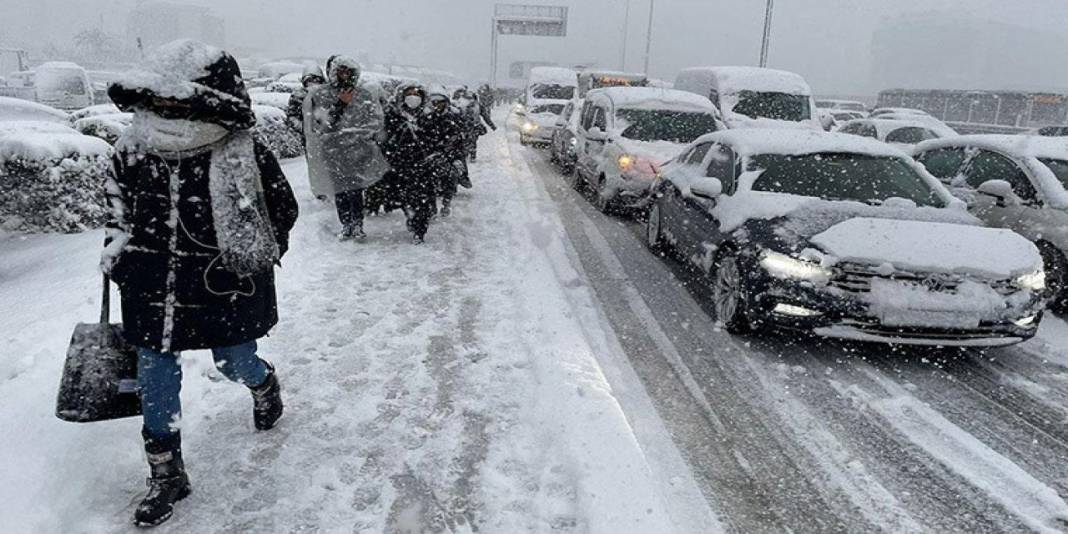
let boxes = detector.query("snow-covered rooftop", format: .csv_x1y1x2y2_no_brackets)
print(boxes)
528,66,578,86
694,129,910,158
917,134,1068,160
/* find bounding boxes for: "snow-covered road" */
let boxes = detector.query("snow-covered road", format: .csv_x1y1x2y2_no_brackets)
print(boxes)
0,127,716,532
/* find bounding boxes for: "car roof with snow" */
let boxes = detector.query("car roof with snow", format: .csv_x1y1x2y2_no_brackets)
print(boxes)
677,66,812,95
692,129,909,158
0,96,70,122
586,87,719,112
871,107,928,116
916,134,1068,160
841,118,946,138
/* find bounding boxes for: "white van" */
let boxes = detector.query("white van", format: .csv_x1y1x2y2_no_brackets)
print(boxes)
34,62,93,110
524,66,578,107
674,66,819,130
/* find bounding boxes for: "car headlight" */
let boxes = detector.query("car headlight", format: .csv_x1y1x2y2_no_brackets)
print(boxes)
521,122,538,132
1014,270,1046,291
617,154,635,170
760,250,833,282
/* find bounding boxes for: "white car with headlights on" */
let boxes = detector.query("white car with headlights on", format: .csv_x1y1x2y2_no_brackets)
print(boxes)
573,87,723,214
519,102,566,146
646,129,1047,346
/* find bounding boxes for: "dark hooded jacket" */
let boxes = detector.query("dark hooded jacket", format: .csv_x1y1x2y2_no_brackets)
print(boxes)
382,83,431,169
105,40,299,352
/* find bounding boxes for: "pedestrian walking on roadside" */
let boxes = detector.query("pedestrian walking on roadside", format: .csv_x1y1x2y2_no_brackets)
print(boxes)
304,55,387,240
382,82,436,243
424,87,468,217
453,86,496,162
286,65,326,144
103,39,299,527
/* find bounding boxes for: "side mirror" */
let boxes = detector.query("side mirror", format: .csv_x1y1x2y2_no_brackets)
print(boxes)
690,177,723,200
977,179,1019,207
586,127,607,141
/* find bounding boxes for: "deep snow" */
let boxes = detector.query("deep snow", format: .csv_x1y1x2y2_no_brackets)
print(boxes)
0,124,715,532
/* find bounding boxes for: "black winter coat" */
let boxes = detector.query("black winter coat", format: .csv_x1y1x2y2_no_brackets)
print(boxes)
382,105,432,170
106,141,299,352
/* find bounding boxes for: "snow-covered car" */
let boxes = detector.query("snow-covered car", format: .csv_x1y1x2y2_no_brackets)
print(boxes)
73,113,133,145
0,121,112,232
673,66,821,130
524,66,578,105
870,107,929,118
0,96,69,123
549,100,582,173
68,103,121,123
816,99,868,114
1025,125,1068,137
34,61,94,110
837,118,950,151
265,72,303,94
573,87,723,213
914,135,1068,310
646,129,1046,346
250,91,291,111
519,102,566,146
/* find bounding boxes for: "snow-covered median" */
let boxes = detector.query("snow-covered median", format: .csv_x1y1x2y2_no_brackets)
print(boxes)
0,125,703,531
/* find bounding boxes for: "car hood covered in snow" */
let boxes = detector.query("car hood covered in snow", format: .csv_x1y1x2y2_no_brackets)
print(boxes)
809,217,1041,279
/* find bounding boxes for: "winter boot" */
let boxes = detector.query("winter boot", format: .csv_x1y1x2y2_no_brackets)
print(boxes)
134,430,191,528
353,223,367,241
338,224,356,241
440,198,452,218
251,362,283,431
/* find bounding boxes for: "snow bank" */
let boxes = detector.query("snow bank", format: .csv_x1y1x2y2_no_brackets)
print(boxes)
250,91,291,110
810,217,1041,278
253,105,303,158
0,122,112,232
73,113,133,145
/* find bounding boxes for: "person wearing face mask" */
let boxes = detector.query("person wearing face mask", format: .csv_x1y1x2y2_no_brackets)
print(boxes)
103,39,299,527
422,87,468,218
453,86,496,162
381,82,437,243
304,55,387,241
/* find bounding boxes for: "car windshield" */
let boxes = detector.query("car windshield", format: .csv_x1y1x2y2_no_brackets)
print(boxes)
530,104,565,115
1039,158,1068,189
617,108,718,143
885,126,939,144
530,84,574,100
750,153,945,207
731,91,811,121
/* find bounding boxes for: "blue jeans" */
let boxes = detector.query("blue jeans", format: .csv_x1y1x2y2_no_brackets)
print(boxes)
138,340,269,438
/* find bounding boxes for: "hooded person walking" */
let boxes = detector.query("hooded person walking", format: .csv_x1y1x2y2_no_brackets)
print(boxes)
286,64,326,141
304,55,388,240
103,39,299,527
382,82,437,243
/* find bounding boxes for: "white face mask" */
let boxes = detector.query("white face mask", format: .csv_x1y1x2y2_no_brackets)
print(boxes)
131,111,229,152
404,95,423,109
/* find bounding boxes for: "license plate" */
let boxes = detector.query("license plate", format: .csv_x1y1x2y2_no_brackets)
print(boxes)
880,309,979,329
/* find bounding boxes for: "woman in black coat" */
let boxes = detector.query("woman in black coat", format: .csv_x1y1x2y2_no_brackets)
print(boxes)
381,82,436,242
102,39,298,527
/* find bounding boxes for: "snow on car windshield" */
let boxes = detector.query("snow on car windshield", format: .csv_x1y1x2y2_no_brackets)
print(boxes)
750,153,945,207
35,69,87,95
732,90,811,122
530,83,574,100
617,108,719,143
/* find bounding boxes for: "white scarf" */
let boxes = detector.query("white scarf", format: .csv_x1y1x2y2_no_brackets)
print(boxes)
130,112,229,153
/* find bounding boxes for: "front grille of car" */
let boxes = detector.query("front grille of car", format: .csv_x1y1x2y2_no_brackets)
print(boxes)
838,319,1016,340
831,263,1016,296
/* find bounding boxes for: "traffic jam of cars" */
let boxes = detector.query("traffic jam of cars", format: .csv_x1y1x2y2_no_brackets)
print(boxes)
514,65,1064,349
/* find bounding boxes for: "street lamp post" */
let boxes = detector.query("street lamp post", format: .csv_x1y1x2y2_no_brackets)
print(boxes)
620,0,632,70
759,0,774,67
642,0,656,75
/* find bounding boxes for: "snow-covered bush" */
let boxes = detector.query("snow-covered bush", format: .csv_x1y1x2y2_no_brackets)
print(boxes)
73,113,133,145
253,105,303,159
0,121,113,233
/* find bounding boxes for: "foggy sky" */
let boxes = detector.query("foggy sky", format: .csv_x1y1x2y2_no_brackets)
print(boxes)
2,0,1067,95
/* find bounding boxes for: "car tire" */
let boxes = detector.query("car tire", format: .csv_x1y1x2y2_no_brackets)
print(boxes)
713,251,753,334
595,175,613,214
646,200,671,254
1039,243,1068,313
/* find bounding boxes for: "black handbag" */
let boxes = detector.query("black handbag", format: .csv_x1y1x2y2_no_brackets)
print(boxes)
55,275,142,423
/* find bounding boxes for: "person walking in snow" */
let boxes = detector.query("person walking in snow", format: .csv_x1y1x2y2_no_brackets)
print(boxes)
304,55,388,240
286,65,325,143
452,86,496,162
382,82,437,243
423,87,468,217
102,39,299,527
477,83,496,111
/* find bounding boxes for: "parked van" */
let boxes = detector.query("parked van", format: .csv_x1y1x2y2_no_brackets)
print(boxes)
34,62,93,110
524,66,578,106
674,66,819,130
